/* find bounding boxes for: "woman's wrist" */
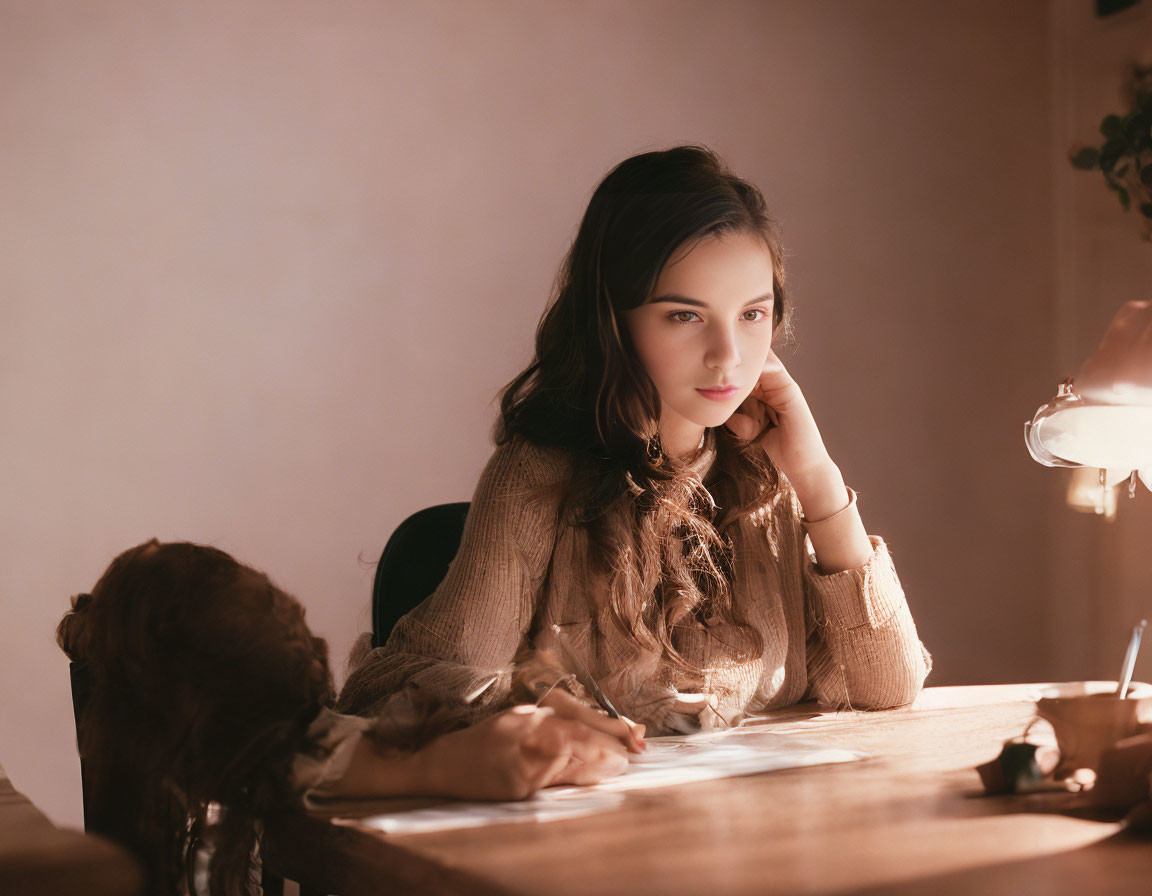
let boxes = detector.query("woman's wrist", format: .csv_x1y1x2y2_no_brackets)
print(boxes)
805,505,874,573
787,461,849,520
321,735,426,799
801,487,857,525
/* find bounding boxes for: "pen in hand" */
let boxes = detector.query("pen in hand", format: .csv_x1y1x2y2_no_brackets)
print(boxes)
549,624,646,752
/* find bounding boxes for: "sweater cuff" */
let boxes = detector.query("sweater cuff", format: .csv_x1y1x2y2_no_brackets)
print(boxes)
804,536,905,630
292,708,375,808
367,663,514,751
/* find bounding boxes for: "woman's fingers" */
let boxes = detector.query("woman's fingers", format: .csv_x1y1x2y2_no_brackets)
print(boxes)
539,688,646,752
469,706,576,799
508,712,630,791
724,405,761,440
421,705,636,800
541,721,629,786
516,725,577,794
725,352,792,440
525,717,629,786
750,351,798,410
583,711,646,754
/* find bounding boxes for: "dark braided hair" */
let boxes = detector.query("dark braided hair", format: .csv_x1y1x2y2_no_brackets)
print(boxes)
57,540,334,896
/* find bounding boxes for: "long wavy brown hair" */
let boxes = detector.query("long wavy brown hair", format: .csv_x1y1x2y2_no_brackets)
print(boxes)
498,145,789,679
57,540,333,896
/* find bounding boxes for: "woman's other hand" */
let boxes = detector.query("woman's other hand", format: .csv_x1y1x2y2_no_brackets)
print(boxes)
724,350,828,478
724,350,849,515
725,350,874,572
415,704,629,800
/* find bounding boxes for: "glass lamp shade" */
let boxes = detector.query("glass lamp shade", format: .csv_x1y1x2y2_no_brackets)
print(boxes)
1025,378,1152,490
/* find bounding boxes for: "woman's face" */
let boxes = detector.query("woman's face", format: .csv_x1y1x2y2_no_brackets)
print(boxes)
624,230,776,458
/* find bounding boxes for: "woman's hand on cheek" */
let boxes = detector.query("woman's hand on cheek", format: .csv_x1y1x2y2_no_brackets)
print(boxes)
724,350,834,487
725,352,876,571
724,353,786,440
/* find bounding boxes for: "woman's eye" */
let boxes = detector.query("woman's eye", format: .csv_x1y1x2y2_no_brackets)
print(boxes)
670,310,700,323
742,309,768,322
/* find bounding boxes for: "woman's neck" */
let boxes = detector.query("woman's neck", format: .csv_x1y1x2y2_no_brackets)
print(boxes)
659,423,708,461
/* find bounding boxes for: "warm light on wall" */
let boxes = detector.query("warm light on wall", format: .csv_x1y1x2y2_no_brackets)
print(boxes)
1064,466,1124,520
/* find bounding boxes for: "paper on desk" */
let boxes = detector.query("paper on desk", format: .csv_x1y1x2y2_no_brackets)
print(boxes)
348,790,628,834
347,729,865,835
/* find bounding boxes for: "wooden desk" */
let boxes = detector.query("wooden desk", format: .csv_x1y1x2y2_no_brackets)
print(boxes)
0,762,143,896
264,685,1152,895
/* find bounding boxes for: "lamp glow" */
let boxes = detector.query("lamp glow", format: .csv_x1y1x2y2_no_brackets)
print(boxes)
1025,301,1152,509
1025,377,1152,503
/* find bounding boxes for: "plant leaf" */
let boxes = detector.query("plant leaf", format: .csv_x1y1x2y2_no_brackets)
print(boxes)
1099,138,1126,171
1140,203,1152,218
1070,146,1100,169
1127,113,1152,149
1101,114,1125,139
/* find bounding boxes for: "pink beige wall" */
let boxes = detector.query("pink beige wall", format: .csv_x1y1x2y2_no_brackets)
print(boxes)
2,0,1061,827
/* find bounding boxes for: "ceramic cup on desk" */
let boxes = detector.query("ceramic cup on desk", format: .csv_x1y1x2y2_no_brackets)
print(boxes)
1035,681,1152,780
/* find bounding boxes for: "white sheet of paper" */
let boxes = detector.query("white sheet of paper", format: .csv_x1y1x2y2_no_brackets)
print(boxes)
350,730,864,835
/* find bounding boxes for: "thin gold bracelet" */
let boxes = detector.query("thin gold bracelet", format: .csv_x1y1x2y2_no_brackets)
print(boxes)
800,487,857,526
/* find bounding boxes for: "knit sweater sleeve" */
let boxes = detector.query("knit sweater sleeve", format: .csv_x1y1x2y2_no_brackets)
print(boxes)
772,491,931,709
335,439,562,745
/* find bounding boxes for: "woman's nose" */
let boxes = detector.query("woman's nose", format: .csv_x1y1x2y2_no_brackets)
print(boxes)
705,325,740,372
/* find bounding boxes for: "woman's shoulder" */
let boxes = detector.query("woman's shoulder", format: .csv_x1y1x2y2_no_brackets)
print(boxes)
463,437,577,560
467,438,585,529
480,435,579,493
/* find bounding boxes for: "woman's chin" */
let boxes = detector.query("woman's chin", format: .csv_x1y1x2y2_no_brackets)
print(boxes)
692,410,744,431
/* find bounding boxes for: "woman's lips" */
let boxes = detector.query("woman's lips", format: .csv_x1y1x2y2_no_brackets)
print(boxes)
696,386,739,401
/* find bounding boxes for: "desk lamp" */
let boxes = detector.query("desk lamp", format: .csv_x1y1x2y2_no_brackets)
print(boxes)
1025,301,1152,517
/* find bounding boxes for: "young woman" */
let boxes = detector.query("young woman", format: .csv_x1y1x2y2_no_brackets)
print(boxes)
339,145,930,742
58,540,627,896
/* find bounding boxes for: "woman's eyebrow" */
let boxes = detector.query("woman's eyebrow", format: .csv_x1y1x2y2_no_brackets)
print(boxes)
648,292,775,307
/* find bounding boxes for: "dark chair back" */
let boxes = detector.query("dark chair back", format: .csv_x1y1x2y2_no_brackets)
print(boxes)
372,502,470,648
67,662,96,833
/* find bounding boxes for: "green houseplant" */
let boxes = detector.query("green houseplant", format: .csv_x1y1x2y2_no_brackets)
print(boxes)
1070,64,1152,240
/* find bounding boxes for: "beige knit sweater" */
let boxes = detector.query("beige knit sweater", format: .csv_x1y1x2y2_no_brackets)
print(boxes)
338,437,931,737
